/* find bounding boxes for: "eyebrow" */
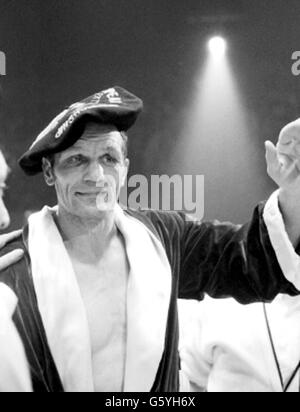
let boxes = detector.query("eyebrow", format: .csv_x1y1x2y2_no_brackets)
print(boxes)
61,145,122,159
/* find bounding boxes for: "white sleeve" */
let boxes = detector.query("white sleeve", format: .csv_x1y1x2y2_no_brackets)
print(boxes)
263,190,300,291
178,300,211,391
0,283,32,392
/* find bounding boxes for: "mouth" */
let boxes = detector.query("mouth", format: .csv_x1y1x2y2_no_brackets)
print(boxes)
76,191,106,198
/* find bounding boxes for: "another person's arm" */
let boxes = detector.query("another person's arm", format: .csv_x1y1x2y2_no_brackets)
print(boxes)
0,283,32,392
0,231,24,271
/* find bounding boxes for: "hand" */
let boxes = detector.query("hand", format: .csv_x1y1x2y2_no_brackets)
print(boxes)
265,118,300,246
276,118,300,170
0,230,24,271
265,120,300,191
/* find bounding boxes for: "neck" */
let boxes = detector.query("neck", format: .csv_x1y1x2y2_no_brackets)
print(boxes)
54,206,118,261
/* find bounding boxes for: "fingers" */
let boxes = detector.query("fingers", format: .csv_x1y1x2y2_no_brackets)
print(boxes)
281,157,299,183
266,139,300,188
278,153,298,169
0,249,24,272
278,118,300,145
0,230,23,249
265,140,277,161
0,230,24,272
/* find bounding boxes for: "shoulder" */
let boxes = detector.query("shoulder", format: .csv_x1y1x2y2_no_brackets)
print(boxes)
124,207,190,233
123,208,199,262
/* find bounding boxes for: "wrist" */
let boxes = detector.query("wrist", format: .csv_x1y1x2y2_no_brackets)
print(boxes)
278,188,300,246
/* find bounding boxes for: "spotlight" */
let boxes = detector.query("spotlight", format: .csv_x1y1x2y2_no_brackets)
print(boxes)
208,36,227,59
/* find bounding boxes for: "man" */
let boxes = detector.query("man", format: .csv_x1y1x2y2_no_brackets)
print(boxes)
0,149,31,392
0,86,300,392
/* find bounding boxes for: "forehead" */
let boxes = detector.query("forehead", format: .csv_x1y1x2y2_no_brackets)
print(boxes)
0,151,9,181
65,123,124,154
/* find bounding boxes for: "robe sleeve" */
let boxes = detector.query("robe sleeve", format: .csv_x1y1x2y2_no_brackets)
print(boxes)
177,193,299,303
263,190,300,291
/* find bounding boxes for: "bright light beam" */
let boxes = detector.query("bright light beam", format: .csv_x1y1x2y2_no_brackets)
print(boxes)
208,36,227,60
169,37,265,223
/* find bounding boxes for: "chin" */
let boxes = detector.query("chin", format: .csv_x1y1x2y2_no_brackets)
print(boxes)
75,209,105,221
70,196,117,219
75,204,114,220
96,200,116,213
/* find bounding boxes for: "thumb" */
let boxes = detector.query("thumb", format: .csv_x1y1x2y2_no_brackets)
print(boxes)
265,141,280,174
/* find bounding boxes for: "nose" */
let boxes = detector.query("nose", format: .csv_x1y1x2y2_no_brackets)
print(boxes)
84,161,105,183
0,198,10,230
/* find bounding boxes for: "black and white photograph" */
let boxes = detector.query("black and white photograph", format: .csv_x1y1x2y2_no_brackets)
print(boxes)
0,0,300,396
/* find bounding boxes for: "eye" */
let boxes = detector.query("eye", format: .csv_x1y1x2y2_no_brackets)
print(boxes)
66,155,86,166
102,154,118,165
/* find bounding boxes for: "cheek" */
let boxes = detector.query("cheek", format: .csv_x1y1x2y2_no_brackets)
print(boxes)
54,172,78,201
105,166,126,188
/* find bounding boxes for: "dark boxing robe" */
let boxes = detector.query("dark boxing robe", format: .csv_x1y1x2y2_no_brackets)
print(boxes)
0,200,298,392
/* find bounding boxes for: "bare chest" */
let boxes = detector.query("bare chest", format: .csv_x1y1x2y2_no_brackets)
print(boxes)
69,241,129,391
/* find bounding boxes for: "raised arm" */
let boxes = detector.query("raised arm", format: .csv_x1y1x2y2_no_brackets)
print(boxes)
178,120,300,303
177,203,294,302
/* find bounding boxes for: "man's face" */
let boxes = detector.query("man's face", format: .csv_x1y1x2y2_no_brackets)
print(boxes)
0,151,10,230
43,124,129,220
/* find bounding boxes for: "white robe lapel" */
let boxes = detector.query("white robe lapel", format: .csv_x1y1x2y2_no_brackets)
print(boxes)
28,205,171,393
114,206,172,392
28,207,94,392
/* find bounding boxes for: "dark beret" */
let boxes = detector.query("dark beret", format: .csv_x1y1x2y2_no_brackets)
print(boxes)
19,86,143,175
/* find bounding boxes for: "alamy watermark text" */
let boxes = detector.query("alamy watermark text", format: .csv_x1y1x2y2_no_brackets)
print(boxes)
292,51,300,76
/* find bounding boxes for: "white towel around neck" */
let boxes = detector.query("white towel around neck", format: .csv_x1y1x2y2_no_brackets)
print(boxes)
28,205,172,392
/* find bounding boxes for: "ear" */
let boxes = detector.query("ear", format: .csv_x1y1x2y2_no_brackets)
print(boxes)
42,157,56,186
121,158,130,187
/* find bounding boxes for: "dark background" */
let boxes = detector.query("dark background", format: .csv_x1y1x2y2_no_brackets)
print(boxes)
1,0,300,228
